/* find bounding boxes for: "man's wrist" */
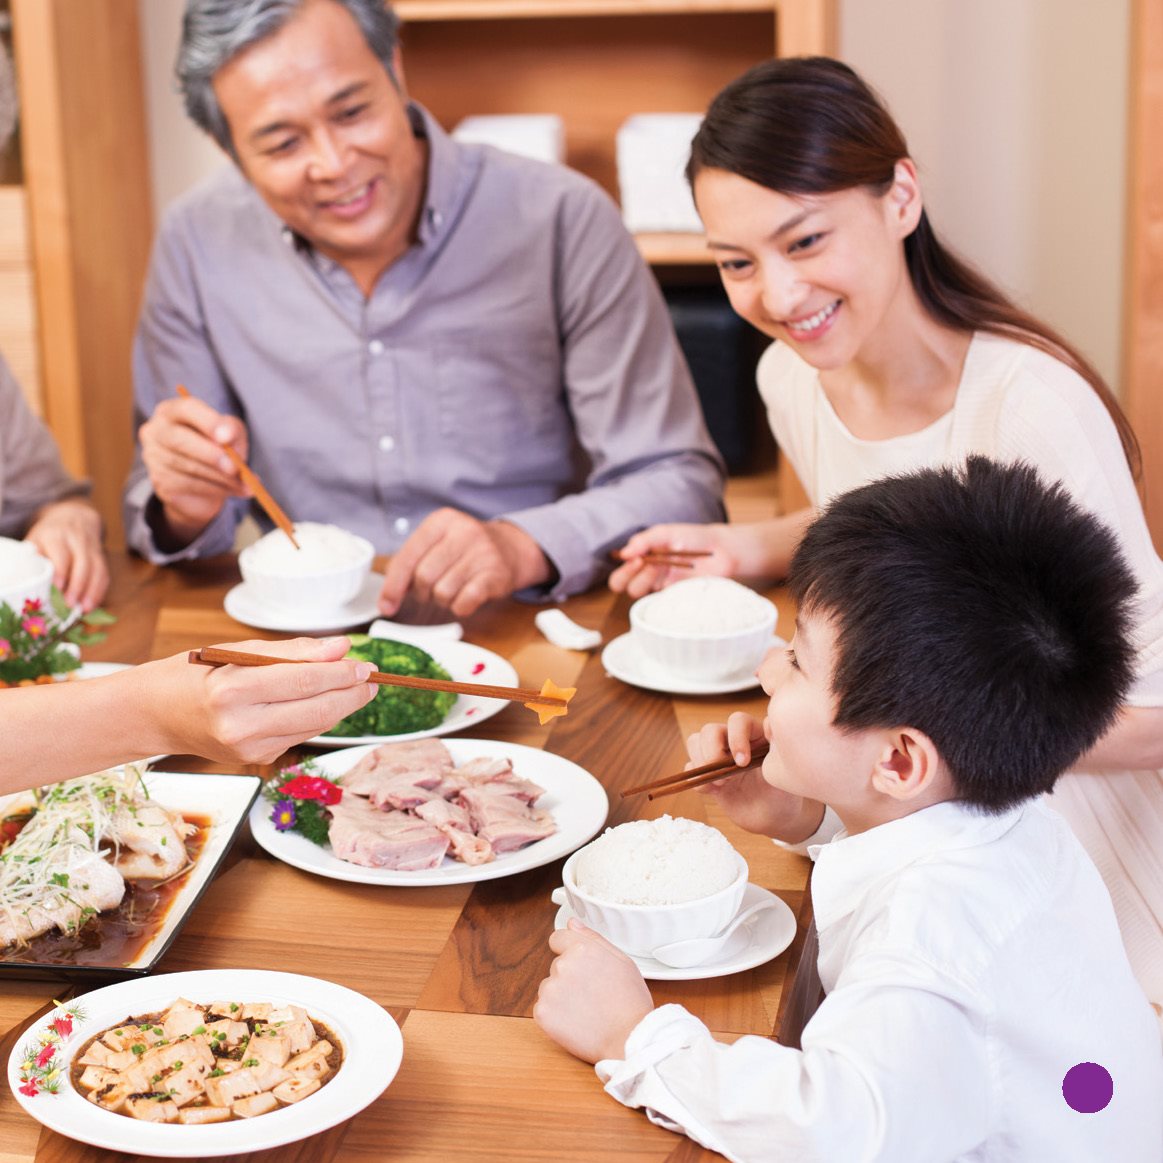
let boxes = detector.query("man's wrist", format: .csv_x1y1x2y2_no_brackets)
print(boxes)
489,519,552,590
144,495,204,554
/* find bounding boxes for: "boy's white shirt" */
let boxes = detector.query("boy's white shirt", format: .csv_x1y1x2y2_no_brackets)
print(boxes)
597,799,1163,1163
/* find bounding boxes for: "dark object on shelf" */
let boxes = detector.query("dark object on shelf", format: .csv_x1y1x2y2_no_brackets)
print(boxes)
664,284,766,473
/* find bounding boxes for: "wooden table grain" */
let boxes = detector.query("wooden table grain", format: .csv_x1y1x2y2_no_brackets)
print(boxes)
0,551,813,1162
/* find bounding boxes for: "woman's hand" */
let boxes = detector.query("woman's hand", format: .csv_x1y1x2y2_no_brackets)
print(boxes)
534,920,655,1064
25,498,109,610
608,523,739,598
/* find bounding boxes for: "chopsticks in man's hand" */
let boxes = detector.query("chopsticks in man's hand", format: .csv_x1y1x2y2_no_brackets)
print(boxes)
621,742,771,801
188,646,576,723
175,383,301,550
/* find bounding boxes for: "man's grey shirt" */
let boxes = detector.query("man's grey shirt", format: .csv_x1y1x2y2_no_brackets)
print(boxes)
123,105,724,598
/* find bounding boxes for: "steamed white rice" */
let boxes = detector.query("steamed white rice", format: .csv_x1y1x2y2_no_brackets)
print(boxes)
636,577,774,635
247,522,370,575
573,815,742,905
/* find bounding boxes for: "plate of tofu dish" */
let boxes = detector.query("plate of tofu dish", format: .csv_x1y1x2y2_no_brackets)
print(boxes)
6,968,402,1155
0,766,260,982
249,737,610,886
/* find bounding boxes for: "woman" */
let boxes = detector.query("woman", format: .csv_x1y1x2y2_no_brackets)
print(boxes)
614,57,1163,1021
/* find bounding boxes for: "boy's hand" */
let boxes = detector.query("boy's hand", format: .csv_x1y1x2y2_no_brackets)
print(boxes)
534,920,654,1064
688,713,825,842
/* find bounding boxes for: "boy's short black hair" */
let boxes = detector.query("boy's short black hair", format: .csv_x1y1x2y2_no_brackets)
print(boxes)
788,457,1137,811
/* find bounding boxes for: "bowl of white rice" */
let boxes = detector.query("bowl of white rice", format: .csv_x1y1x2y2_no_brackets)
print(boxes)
629,577,777,681
238,521,374,613
0,537,53,612
557,816,748,956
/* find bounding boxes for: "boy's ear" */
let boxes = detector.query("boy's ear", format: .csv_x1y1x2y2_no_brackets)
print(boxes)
869,727,941,802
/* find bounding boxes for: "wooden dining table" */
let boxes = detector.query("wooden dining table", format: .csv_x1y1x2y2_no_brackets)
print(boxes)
0,548,815,1163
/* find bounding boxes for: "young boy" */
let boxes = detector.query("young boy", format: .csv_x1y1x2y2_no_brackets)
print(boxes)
534,457,1163,1162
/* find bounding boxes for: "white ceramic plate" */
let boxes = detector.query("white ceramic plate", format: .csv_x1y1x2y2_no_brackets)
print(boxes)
309,636,518,747
554,883,796,981
250,738,609,886
601,632,787,696
6,968,402,1157
0,771,261,981
224,571,384,633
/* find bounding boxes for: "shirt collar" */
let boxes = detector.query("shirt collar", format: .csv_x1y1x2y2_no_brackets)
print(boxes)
809,799,1028,931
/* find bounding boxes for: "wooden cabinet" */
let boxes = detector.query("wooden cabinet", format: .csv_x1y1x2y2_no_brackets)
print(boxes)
395,0,835,265
2,0,152,547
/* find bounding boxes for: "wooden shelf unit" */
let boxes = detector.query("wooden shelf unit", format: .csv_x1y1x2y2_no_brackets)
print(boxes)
396,0,835,264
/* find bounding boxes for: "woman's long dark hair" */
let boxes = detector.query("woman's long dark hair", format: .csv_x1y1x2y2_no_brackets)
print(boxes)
689,56,1140,477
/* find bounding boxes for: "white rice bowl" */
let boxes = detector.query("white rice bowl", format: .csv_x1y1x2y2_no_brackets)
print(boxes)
573,815,741,905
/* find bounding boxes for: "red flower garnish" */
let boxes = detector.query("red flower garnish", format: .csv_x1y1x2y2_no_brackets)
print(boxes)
50,1014,73,1038
280,775,342,805
35,1044,55,1068
19,1078,39,1097
21,598,43,615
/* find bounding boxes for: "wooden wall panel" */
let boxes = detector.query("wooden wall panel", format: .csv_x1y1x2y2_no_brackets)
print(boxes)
1124,0,1163,551
11,0,153,548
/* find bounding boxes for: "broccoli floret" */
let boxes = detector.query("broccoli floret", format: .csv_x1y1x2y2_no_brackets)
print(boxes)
325,637,456,737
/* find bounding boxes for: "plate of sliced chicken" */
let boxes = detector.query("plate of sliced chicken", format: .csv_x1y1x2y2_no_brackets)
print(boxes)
0,767,260,981
6,968,401,1155
249,738,609,886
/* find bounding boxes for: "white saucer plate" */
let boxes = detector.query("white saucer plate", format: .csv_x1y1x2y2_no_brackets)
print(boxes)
600,633,787,696
553,883,796,981
6,969,402,1157
224,571,384,633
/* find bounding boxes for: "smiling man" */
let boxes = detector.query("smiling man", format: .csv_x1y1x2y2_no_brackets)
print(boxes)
123,0,724,617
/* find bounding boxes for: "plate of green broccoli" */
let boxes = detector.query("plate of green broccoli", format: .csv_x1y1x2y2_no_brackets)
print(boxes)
310,634,519,746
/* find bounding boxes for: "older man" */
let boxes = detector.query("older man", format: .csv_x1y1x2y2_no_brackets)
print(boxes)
123,0,724,617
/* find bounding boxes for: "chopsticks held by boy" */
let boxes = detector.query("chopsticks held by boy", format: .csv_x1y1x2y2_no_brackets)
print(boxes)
534,457,1163,1161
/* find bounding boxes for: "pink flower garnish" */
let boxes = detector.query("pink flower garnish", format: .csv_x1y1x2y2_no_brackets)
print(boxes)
280,774,342,805
51,1014,73,1038
471,662,485,676
20,615,46,638
35,1044,55,1069
0,638,9,660
19,1078,39,1097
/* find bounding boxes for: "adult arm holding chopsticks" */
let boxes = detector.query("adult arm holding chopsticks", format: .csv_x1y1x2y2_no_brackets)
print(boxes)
0,636,376,797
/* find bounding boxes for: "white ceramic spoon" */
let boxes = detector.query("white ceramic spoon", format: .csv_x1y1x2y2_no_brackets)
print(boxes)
650,898,779,969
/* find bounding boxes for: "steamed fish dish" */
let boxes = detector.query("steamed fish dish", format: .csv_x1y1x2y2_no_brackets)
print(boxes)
0,766,193,951
73,997,341,1123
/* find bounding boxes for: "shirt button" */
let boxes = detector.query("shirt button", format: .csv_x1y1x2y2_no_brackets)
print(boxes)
368,339,385,356
378,434,396,452
393,517,410,535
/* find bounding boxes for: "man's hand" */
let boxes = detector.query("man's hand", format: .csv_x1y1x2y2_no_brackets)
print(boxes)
25,499,109,611
139,395,251,546
379,510,550,619
533,920,655,1064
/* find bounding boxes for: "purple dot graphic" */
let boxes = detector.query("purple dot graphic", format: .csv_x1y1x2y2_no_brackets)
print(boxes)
1062,1062,1113,1113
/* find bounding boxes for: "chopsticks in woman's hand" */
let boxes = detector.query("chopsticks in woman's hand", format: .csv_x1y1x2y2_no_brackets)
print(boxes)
610,548,713,570
621,742,770,801
188,646,576,723
176,383,300,550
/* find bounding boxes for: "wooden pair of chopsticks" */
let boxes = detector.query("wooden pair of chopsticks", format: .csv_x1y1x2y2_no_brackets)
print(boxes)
621,742,770,800
611,548,712,570
176,384,300,550
188,646,576,723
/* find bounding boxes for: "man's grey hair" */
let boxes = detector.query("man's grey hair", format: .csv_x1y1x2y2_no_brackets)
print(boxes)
178,0,401,154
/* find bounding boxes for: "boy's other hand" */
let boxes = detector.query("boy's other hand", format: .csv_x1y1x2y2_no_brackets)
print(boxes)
534,920,654,1064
